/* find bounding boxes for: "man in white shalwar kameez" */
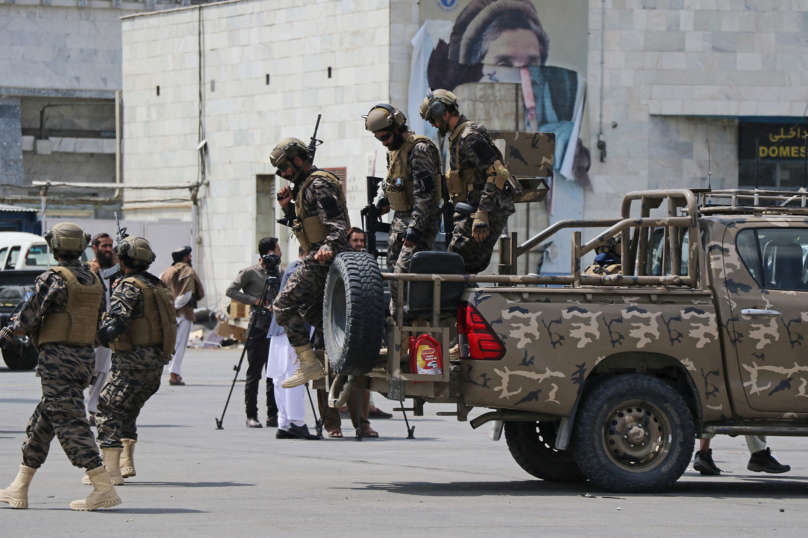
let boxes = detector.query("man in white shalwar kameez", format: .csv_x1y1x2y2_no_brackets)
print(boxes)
266,250,317,440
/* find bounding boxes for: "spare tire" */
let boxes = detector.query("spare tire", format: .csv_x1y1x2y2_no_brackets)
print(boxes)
2,337,38,370
323,251,385,375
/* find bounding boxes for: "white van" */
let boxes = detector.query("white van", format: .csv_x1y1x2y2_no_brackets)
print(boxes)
0,232,93,270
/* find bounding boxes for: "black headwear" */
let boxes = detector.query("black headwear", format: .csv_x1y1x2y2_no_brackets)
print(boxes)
171,246,192,265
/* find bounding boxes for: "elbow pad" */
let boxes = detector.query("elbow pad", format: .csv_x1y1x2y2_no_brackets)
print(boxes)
97,317,128,346
485,160,510,190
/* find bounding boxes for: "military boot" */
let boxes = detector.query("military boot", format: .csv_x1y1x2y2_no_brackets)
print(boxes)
0,465,36,509
82,447,123,486
71,466,121,511
748,448,791,474
281,345,325,389
120,439,136,478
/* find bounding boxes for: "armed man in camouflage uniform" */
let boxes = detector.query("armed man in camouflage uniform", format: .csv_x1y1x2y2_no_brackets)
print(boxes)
92,237,177,486
420,89,517,274
0,223,121,511
364,104,442,313
270,137,351,389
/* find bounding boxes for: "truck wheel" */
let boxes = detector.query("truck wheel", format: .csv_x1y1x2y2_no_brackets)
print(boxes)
572,374,694,493
323,251,385,376
504,421,586,482
2,338,38,370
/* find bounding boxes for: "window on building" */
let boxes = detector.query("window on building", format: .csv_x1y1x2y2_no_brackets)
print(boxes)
256,175,276,246
738,122,808,192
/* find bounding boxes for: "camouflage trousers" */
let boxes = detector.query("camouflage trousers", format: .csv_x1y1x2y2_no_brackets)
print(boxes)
387,230,437,314
95,366,162,448
448,206,514,274
21,377,103,471
273,258,329,348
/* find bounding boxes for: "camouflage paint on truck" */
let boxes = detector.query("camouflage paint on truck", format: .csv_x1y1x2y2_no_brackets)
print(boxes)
459,287,731,422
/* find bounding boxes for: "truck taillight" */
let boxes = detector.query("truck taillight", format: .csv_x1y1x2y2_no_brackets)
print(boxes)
456,302,506,361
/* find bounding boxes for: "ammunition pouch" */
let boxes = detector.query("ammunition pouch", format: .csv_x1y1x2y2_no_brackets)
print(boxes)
445,169,476,204
383,181,414,212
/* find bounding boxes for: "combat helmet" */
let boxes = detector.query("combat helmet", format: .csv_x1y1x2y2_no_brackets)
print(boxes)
118,237,156,268
44,223,90,258
419,89,459,122
364,104,407,133
269,137,309,183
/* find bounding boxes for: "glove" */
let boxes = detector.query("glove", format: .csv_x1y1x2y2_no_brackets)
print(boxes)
402,227,422,245
472,212,489,242
0,326,13,342
376,197,390,215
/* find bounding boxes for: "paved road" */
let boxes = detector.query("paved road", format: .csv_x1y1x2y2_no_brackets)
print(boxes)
2,348,807,537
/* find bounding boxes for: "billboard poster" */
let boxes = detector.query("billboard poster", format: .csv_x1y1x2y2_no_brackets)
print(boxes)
409,0,590,189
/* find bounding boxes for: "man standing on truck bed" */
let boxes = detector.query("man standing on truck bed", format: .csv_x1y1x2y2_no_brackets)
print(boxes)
0,223,121,511
419,89,516,273
270,137,351,389
364,104,442,312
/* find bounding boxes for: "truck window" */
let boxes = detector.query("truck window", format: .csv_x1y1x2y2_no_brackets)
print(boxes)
5,246,20,270
0,247,7,270
737,228,808,291
25,244,58,267
648,228,689,276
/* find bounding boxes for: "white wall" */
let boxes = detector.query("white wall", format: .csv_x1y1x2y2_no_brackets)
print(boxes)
585,0,808,222
122,0,393,306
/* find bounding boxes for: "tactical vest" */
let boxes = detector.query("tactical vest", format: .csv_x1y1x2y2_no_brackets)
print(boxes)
110,276,178,358
293,170,351,251
445,121,506,204
35,266,104,348
383,134,441,212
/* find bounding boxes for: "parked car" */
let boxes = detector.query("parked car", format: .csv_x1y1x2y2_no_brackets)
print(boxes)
0,269,42,370
0,232,93,270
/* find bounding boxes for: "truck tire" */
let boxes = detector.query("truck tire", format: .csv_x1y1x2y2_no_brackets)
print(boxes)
323,251,385,376
505,421,586,482
2,338,38,370
572,374,694,493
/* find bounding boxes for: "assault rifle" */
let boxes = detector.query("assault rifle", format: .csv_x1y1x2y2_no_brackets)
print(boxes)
307,114,322,162
440,174,454,248
361,176,390,258
101,212,129,281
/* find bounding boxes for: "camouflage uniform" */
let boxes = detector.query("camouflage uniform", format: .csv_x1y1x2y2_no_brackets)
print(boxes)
95,272,171,449
273,167,351,348
14,259,105,471
386,136,443,313
447,116,516,274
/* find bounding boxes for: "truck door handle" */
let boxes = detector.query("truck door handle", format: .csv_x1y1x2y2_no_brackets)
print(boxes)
741,309,781,317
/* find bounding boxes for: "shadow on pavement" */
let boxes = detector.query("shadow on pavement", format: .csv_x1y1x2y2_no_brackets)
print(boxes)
127,481,254,488
353,476,808,498
47,508,208,514
0,399,40,405
136,424,191,428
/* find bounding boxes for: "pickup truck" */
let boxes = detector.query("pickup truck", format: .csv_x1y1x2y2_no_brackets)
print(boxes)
320,187,808,493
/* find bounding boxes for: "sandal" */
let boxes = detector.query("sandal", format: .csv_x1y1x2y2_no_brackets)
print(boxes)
328,429,343,438
362,428,379,438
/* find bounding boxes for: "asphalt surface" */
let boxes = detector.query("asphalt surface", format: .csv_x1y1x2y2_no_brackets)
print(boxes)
2,347,807,537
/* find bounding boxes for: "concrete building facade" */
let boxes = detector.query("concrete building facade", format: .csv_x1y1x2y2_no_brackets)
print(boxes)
119,0,808,307
0,0,186,217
